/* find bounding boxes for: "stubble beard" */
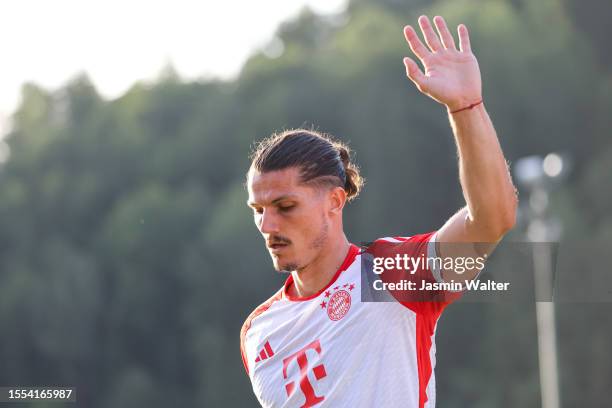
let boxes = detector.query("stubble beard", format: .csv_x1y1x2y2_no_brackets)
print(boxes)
276,218,329,274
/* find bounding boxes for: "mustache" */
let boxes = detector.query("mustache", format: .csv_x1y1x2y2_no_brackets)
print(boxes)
267,236,291,245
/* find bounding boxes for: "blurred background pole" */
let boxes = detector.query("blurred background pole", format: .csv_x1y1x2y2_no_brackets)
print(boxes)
530,184,560,408
515,153,568,408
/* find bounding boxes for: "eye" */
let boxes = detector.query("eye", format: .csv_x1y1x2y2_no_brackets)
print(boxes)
278,204,295,213
253,207,264,215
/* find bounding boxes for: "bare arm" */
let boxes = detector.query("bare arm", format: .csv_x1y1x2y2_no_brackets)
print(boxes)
441,104,517,244
403,16,517,278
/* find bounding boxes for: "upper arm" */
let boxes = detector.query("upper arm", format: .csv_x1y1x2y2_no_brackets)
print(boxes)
435,206,496,284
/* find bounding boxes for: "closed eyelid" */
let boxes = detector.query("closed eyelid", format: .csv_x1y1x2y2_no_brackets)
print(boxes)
247,194,298,207
249,204,293,213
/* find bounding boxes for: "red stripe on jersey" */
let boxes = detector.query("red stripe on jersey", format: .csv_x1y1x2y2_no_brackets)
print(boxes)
264,340,274,357
415,303,445,408
240,288,283,375
388,231,449,407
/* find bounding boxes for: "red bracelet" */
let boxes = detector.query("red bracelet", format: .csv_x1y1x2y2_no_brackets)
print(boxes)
449,99,483,114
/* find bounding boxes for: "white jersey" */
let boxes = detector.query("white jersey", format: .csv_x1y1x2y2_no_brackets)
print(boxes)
240,231,456,408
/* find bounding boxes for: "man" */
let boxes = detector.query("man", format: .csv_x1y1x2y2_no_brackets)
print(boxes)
241,15,517,407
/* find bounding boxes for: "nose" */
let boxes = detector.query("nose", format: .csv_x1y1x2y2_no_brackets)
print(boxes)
257,208,280,235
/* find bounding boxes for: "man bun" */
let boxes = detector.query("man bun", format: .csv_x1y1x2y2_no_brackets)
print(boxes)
336,144,364,202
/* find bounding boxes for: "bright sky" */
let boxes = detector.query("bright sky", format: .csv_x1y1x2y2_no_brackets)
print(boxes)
3,0,348,135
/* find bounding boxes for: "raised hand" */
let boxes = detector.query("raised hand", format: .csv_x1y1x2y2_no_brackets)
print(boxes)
403,16,482,112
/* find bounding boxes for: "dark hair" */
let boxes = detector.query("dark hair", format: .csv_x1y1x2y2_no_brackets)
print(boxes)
249,129,364,201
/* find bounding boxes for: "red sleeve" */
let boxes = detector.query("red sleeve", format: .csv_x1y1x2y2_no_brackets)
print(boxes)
366,231,461,315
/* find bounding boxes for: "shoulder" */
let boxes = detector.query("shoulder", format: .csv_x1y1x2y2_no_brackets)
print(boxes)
240,287,284,337
239,287,284,375
364,231,436,259
375,231,436,244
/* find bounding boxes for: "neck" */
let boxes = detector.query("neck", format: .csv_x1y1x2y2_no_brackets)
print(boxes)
289,235,351,298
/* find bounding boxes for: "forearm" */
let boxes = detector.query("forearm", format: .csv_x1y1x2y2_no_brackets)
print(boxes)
449,103,517,240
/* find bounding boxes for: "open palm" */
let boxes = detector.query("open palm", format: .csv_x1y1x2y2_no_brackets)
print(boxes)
403,16,482,112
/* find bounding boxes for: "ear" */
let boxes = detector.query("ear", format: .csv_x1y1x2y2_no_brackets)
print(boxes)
327,186,347,215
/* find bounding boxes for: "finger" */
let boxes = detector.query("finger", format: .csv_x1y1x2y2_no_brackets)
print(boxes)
403,25,430,60
433,16,456,50
458,24,471,53
418,15,443,52
403,57,428,91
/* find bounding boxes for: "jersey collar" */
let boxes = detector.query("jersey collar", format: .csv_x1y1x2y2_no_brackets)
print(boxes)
282,243,360,301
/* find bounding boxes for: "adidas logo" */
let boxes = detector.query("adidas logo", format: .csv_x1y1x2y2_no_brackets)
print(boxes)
254,340,275,363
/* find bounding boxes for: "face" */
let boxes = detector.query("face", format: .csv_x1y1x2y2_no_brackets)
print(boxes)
247,167,339,273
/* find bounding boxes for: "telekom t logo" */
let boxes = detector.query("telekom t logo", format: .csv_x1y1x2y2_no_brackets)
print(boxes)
282,339,327,407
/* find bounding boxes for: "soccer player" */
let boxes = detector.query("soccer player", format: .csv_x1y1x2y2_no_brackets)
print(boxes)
241,15,518,407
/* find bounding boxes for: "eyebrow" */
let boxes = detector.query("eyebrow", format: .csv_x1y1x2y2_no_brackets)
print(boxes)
247,194,299,208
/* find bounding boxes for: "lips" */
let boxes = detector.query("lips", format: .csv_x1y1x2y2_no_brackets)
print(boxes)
268,243,289,253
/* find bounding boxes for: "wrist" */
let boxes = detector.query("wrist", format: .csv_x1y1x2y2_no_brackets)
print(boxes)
446,98,483,114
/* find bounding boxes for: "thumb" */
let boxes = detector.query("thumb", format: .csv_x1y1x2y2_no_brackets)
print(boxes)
403,57,427,91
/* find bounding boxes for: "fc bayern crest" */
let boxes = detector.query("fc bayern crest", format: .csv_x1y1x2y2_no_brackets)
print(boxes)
327,289,351,321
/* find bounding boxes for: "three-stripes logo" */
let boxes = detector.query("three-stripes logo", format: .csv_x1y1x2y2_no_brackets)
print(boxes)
254,340,275,363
